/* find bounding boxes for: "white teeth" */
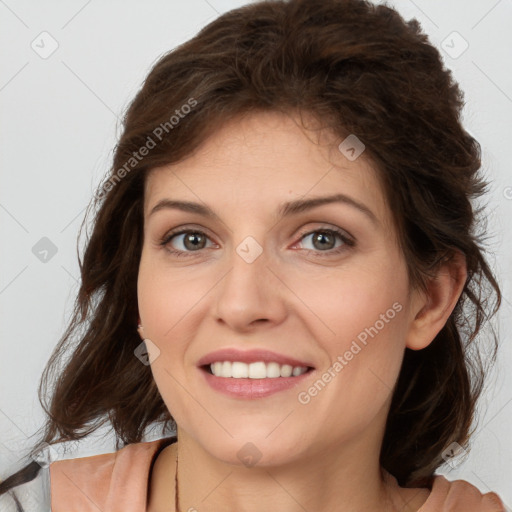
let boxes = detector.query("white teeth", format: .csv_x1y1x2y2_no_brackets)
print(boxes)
266,362,281,378
232,361,248,378
248,362,266,379
280,364,293,377
221,361,232,376
212,362,223,375
292,366,303,376
209,361,309,379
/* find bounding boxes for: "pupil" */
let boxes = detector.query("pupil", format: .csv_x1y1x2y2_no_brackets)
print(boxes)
314,232,334,250
185,233,204,250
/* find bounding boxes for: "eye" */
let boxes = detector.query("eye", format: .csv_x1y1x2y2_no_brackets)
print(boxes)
160,228,215,257
159,226,355,258
294,227,355,257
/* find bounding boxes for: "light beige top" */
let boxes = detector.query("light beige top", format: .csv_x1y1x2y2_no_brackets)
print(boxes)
49,437,507,511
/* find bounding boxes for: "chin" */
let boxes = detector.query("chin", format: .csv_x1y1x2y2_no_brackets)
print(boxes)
199,432,304,468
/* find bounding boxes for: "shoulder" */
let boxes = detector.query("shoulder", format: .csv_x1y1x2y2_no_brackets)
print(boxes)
49,436,175,512
49,449,117,512
420,474,508,512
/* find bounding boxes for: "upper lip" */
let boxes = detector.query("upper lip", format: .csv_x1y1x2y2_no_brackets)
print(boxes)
197,348,314,368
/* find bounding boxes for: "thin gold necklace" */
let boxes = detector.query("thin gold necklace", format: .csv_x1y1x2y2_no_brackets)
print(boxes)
175,443,181,512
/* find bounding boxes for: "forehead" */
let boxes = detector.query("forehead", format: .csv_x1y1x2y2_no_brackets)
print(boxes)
143,111,393,231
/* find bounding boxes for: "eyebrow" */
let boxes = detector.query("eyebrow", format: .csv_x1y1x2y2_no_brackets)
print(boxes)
149,193,379,227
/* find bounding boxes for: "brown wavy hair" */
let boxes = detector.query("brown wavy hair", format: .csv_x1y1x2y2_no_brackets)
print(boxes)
0,0,501,503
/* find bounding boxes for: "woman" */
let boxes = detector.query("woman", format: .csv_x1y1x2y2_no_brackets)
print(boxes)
0,0,507,510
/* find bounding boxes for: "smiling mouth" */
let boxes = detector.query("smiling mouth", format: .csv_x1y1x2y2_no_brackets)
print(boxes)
201,361,315,379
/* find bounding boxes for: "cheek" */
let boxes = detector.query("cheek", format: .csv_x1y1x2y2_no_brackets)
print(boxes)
137,254,196,417
290,252,408,344
137,249,208,342
291,257,408,408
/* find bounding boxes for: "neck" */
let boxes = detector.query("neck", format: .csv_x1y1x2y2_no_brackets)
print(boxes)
172,430,413,512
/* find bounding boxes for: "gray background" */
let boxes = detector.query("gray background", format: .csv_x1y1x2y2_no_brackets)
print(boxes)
1,0,511,506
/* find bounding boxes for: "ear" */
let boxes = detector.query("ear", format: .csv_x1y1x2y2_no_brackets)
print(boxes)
406,251,467,351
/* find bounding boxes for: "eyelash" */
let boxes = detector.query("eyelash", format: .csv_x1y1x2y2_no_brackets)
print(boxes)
159,225,355,259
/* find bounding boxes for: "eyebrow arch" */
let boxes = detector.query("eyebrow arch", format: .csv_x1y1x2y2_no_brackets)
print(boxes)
149,193,379,227
279,193,379,226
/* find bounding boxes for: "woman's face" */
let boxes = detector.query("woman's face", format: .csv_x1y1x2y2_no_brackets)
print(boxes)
137,111,422,466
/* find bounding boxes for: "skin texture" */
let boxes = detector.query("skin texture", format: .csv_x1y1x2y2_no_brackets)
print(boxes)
137,111,466,512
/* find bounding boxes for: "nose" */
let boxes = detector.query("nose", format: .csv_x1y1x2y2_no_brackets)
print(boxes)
212,238,288,332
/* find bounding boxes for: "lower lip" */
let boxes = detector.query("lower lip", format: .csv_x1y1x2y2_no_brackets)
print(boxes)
200,367,314,399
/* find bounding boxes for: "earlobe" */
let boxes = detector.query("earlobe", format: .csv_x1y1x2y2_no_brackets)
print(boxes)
406,251,467,351
137,319,144,340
